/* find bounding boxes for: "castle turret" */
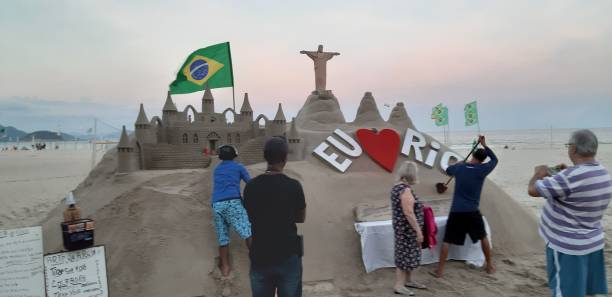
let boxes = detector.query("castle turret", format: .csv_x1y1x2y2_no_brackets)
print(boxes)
162,91,178,124
117,125,136,173
287,117,304,160
240,93,253,122
269,103,287,137
135,103,156,144
202,86,215,114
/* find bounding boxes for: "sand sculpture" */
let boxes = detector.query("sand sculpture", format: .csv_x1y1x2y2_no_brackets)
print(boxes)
117,89,304,171
300,45,340,92
39,44,546,297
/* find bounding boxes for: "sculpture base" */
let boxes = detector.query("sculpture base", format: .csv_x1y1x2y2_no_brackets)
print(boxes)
312,90,334,99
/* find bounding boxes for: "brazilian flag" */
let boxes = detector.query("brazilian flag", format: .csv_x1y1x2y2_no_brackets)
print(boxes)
169,42,234,94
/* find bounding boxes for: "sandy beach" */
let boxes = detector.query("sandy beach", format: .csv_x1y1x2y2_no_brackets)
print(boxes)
2,130,611,296
0,147,106,229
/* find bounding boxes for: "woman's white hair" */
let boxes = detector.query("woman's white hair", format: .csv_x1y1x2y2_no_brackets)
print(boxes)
396,161,419,185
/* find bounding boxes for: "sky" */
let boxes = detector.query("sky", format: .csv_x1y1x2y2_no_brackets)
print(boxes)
1,0,611,134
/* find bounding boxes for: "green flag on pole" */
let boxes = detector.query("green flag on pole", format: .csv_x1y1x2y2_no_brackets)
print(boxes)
431,103,448,126
464,101,479,126
169,42,234,94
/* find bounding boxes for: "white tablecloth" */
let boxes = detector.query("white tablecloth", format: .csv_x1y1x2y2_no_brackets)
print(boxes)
354,216,491,273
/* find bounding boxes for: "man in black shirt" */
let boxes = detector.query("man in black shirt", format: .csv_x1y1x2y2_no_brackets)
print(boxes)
244,137,307,297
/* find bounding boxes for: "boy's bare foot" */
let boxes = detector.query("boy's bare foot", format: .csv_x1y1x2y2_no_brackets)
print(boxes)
221,265,231,277
485,263,495,274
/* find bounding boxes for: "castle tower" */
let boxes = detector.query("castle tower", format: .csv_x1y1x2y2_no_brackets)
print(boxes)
162,91,178,124
287,117,304,161
240,93,253,122
269,103,287,137
202,86,215,114
135,103,155,144
117,125,136,173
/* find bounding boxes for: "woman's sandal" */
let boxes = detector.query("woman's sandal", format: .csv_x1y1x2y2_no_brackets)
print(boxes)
405,281,427,290
394,286,415,295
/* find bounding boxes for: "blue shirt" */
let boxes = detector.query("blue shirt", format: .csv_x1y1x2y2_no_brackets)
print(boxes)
447,147,498,212
212,160,251,203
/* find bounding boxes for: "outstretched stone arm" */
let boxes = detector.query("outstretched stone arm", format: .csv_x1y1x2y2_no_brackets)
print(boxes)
300,50,317,59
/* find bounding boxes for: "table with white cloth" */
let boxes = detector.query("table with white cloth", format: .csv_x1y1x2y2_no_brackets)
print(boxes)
354,216,491,273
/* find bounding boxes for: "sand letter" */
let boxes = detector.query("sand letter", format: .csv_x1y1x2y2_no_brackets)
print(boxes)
327,129,363,157
424,141,441,167
440,151,462,171
313,142,352,173
401,128,426,163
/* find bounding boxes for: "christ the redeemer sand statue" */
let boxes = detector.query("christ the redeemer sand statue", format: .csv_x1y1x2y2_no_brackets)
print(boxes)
300,45,340,92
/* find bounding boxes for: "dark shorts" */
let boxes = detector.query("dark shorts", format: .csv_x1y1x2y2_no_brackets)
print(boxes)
443,211,487,245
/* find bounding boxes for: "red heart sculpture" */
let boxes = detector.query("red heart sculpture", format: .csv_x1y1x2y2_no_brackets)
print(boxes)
355,129,401,172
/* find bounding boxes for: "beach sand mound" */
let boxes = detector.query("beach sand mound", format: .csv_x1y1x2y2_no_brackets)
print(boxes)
38,135,549,296
295,91,346,130
352,92,384,125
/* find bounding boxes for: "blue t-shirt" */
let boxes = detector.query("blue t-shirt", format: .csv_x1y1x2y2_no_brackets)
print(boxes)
447,147,498,212
212,160,251,203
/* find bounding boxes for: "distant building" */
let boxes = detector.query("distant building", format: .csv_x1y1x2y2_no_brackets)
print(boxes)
117,87,304,172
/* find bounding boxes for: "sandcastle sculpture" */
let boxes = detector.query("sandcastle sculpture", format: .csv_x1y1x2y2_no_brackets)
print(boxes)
117,44,414,172
117,89,304,172
56,44,542,297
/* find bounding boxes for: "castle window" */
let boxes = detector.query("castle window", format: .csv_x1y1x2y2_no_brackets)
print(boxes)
193,134,199,143
236,133,240,143
182,133,188,144
227,133,232,143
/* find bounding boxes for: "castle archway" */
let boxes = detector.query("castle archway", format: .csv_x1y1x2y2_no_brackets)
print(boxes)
222,108,236,124
255,114,269,128
184,105,198,123
151,116,162,127
206,132,221,154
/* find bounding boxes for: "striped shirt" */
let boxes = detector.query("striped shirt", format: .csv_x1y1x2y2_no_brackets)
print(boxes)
536,162,612,255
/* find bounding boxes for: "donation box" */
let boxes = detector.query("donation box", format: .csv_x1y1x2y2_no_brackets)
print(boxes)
61,219,95,251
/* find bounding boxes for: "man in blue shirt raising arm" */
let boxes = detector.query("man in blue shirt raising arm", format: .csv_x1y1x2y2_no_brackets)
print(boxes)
434,135,498,278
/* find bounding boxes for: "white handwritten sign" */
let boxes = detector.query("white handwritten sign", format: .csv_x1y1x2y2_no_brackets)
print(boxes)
44,246,108,297
0,226,45,297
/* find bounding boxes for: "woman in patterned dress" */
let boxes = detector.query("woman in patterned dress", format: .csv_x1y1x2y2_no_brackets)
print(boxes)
391,161,426,295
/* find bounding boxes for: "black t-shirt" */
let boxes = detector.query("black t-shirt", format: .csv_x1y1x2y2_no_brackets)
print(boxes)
244,173,306,265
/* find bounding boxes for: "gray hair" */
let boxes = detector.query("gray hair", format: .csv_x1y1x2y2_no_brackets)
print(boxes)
396,161,419,185
569,129,598,157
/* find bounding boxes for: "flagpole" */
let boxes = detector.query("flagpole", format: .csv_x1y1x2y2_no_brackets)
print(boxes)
232,87,236,111
227,41,236,111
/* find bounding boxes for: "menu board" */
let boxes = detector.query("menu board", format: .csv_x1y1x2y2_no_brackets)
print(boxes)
0,226,45,297
44,246,108,297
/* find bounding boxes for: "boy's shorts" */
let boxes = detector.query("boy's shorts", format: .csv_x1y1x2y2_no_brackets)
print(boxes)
212,199,252,246
443,211,487,245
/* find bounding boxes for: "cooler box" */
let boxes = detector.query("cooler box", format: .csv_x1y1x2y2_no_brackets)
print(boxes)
61,219,95,251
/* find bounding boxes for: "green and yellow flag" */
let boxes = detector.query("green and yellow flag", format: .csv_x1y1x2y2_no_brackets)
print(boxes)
464,101,479,126
169,42,234,94
431,103,448,126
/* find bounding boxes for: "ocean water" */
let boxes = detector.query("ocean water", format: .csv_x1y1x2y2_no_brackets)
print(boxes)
427,128,612,150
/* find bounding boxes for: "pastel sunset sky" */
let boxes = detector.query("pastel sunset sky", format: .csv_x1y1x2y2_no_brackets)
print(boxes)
1,1,611,134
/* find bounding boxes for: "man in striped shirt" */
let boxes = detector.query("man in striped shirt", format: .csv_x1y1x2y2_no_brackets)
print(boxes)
528,129,612,297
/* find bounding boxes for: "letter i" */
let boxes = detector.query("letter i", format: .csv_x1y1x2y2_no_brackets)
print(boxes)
424,141,440,167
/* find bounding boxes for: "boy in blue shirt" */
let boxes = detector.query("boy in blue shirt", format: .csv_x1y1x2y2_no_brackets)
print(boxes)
434,135,498,278
212,145,252,277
